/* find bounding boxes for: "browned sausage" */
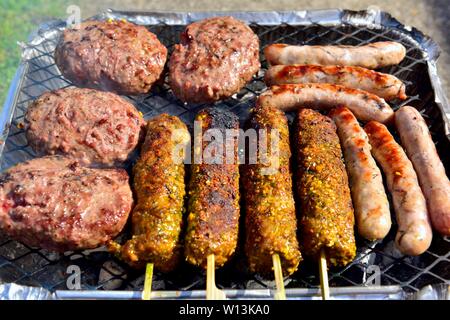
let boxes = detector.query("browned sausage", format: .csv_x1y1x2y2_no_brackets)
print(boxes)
395,106,450,236
264,65,406,101
330,107,391,240
258,83,394,124
365,121,432,255
184,108,240,269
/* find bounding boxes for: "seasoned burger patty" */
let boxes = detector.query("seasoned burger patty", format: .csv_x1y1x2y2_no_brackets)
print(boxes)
184,108,240,269
108,114,190,272
244,105,302,276
0,156,133,252
25,87,145,167
169,16,260,103
55,19,167,95
295,109,356,267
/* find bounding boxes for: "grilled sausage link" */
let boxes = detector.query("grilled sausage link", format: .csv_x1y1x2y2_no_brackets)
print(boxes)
295,109,356,267
258,84,394,124
330,107,391,240
243,105,302,276
264,65,407,101
395,106,450,236
365,121,432,255
264,41,406,69
184,108,240,269
108,114,190,272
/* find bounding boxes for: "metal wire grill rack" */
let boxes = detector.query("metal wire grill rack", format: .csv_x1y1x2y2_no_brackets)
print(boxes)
0,12,449,296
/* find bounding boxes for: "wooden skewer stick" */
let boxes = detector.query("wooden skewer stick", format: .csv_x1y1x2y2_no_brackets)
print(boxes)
272,254,286,300
319,248,330,300
142,263,154,300
206,254,226,300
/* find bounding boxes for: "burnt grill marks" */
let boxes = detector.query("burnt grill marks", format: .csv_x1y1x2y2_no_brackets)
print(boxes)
184,108,240,269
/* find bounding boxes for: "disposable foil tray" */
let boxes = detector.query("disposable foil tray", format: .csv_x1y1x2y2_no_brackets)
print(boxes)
0,9,449,300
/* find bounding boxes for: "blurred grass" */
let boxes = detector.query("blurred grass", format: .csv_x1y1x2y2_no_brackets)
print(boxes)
0,0,69,108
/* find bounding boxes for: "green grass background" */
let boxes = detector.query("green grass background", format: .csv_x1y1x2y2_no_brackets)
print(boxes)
0,0,72,108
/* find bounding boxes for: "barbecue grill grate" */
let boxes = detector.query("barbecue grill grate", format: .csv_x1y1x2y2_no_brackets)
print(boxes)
0,11,449,296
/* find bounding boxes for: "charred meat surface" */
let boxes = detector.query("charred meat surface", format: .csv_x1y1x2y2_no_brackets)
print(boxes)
243,105,302,276
365,120,432,256
25,87,145,167
169,16,260,103
295,109,356,267
108,114,190,271
0,156,133,252
55,19,167,95
184,108,240,269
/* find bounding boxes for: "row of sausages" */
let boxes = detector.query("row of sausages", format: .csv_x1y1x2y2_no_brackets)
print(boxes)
261,40,449,255
337,106,448,255
262,42,408,125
